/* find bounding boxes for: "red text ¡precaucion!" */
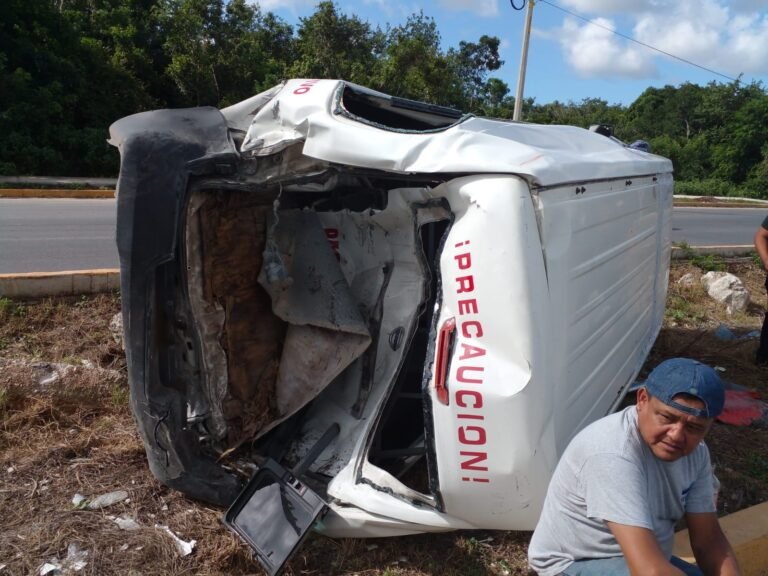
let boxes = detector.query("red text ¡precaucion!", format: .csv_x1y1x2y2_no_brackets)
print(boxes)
451,240,489,484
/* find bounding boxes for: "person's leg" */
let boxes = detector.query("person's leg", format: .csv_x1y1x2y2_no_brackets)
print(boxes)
758,277,768,365
561,556,630,575
670,555,704,576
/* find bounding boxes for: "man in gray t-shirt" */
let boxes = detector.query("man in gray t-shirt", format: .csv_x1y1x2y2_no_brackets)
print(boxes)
528,358,741,576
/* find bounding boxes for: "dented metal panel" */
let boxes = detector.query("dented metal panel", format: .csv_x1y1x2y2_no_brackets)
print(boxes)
110,79,674,547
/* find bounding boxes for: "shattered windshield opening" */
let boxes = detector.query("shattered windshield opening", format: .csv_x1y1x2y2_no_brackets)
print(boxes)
339,85,463,131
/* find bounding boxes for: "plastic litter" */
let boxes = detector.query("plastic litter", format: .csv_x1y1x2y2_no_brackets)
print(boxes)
717,390,768,426
713,324,760,341
155,524,196,557
86,490,129,509
37,543,89,575
110,515,141,531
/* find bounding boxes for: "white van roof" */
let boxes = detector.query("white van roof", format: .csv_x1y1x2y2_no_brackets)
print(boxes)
223,79,673,188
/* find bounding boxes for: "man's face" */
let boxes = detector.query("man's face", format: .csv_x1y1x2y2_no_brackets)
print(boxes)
636,388,713,462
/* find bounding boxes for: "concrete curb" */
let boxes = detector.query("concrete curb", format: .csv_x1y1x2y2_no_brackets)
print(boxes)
0,270,120,298
674,194,768,205
673,501,768,575
672,245,754,259
0,188,114,199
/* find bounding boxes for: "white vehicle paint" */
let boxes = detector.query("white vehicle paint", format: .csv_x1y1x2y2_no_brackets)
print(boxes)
111,79,673,546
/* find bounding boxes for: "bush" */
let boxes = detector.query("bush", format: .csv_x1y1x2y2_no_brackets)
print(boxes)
673,179,765,199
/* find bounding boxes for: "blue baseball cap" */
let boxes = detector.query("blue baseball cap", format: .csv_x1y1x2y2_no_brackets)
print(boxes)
644,358,725,418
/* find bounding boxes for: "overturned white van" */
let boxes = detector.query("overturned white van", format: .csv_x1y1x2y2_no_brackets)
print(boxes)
110,79,673,573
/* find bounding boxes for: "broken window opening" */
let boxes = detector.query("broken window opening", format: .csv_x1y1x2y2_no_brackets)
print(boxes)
340,85,462,132
368,219,450,493
278,185,388,213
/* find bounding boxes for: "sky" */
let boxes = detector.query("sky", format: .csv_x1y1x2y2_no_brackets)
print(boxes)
254,0,768,106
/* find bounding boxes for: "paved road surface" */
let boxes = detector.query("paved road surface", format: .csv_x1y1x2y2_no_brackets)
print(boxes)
671,207,765,247
0,200,766,274
0,199,118,274
0,175,116,188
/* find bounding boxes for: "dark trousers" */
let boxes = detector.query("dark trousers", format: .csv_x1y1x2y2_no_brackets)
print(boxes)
759,276,768,362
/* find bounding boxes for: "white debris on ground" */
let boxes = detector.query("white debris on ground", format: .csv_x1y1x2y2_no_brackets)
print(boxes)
38,543,89,575
701,271,750,314
154,524,197,557
86,490,129,510
0,358,123,388
109,312,123,349
677,272,697,287
110,514,141,531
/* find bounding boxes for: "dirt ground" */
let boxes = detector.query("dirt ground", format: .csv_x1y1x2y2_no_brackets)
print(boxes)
1,259,766,576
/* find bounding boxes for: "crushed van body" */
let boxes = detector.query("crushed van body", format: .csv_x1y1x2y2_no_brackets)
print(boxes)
110,78,673,547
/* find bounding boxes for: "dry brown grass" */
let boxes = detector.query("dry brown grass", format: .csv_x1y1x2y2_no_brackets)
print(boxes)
0,260,766,575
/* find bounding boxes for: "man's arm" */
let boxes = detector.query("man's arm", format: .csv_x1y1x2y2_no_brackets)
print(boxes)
686,512,741,576
754,224,768,270
606,521,685,576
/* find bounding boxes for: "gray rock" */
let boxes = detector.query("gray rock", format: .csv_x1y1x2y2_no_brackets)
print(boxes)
701,271,750,314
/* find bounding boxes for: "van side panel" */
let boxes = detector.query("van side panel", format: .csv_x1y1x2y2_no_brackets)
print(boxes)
536,175,673,457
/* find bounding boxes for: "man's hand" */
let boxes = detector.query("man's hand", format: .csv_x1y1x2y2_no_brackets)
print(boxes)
687,512,741,576
606,522,685,576
754,225,768,271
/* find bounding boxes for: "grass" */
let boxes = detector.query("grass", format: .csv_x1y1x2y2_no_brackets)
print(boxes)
0,296,25,318
0,262,766,575
746,454,768,483
673,242,727,272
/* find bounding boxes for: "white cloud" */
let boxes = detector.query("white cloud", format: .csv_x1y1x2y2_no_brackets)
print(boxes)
254,0,313,11
437,0,498,17
362,0,417,20
559,17,656,77
559,0,650,15
632,0,768,76
549,0,768,79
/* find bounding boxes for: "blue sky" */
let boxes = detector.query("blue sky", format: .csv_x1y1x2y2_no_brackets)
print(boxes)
256,0,768,106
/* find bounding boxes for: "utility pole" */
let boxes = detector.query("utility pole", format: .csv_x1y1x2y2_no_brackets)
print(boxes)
513,0,535,121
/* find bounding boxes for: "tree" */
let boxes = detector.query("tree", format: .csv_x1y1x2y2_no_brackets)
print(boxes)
448,35,503,110
288,1,382,85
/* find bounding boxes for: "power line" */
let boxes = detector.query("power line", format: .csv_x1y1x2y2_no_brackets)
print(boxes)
536,0,739,83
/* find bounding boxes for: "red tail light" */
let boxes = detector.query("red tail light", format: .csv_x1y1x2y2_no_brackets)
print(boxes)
435,317,456,405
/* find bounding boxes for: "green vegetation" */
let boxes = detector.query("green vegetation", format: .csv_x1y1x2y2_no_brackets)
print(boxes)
0,297,24,318
674,242,727,272
110,382,130,407
664,294,705,324
746,453,768,483
2,0,768,199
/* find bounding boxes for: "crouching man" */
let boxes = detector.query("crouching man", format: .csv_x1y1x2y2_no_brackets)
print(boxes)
528,358,741,576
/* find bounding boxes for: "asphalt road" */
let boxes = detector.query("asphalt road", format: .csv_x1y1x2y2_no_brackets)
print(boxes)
0,198,118,274
671,206,766,247
0,200,766,274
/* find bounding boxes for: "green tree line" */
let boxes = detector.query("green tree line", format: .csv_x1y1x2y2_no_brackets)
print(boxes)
1,0,766,198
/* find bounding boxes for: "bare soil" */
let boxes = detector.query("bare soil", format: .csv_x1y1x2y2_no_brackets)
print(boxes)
0,260,766,576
